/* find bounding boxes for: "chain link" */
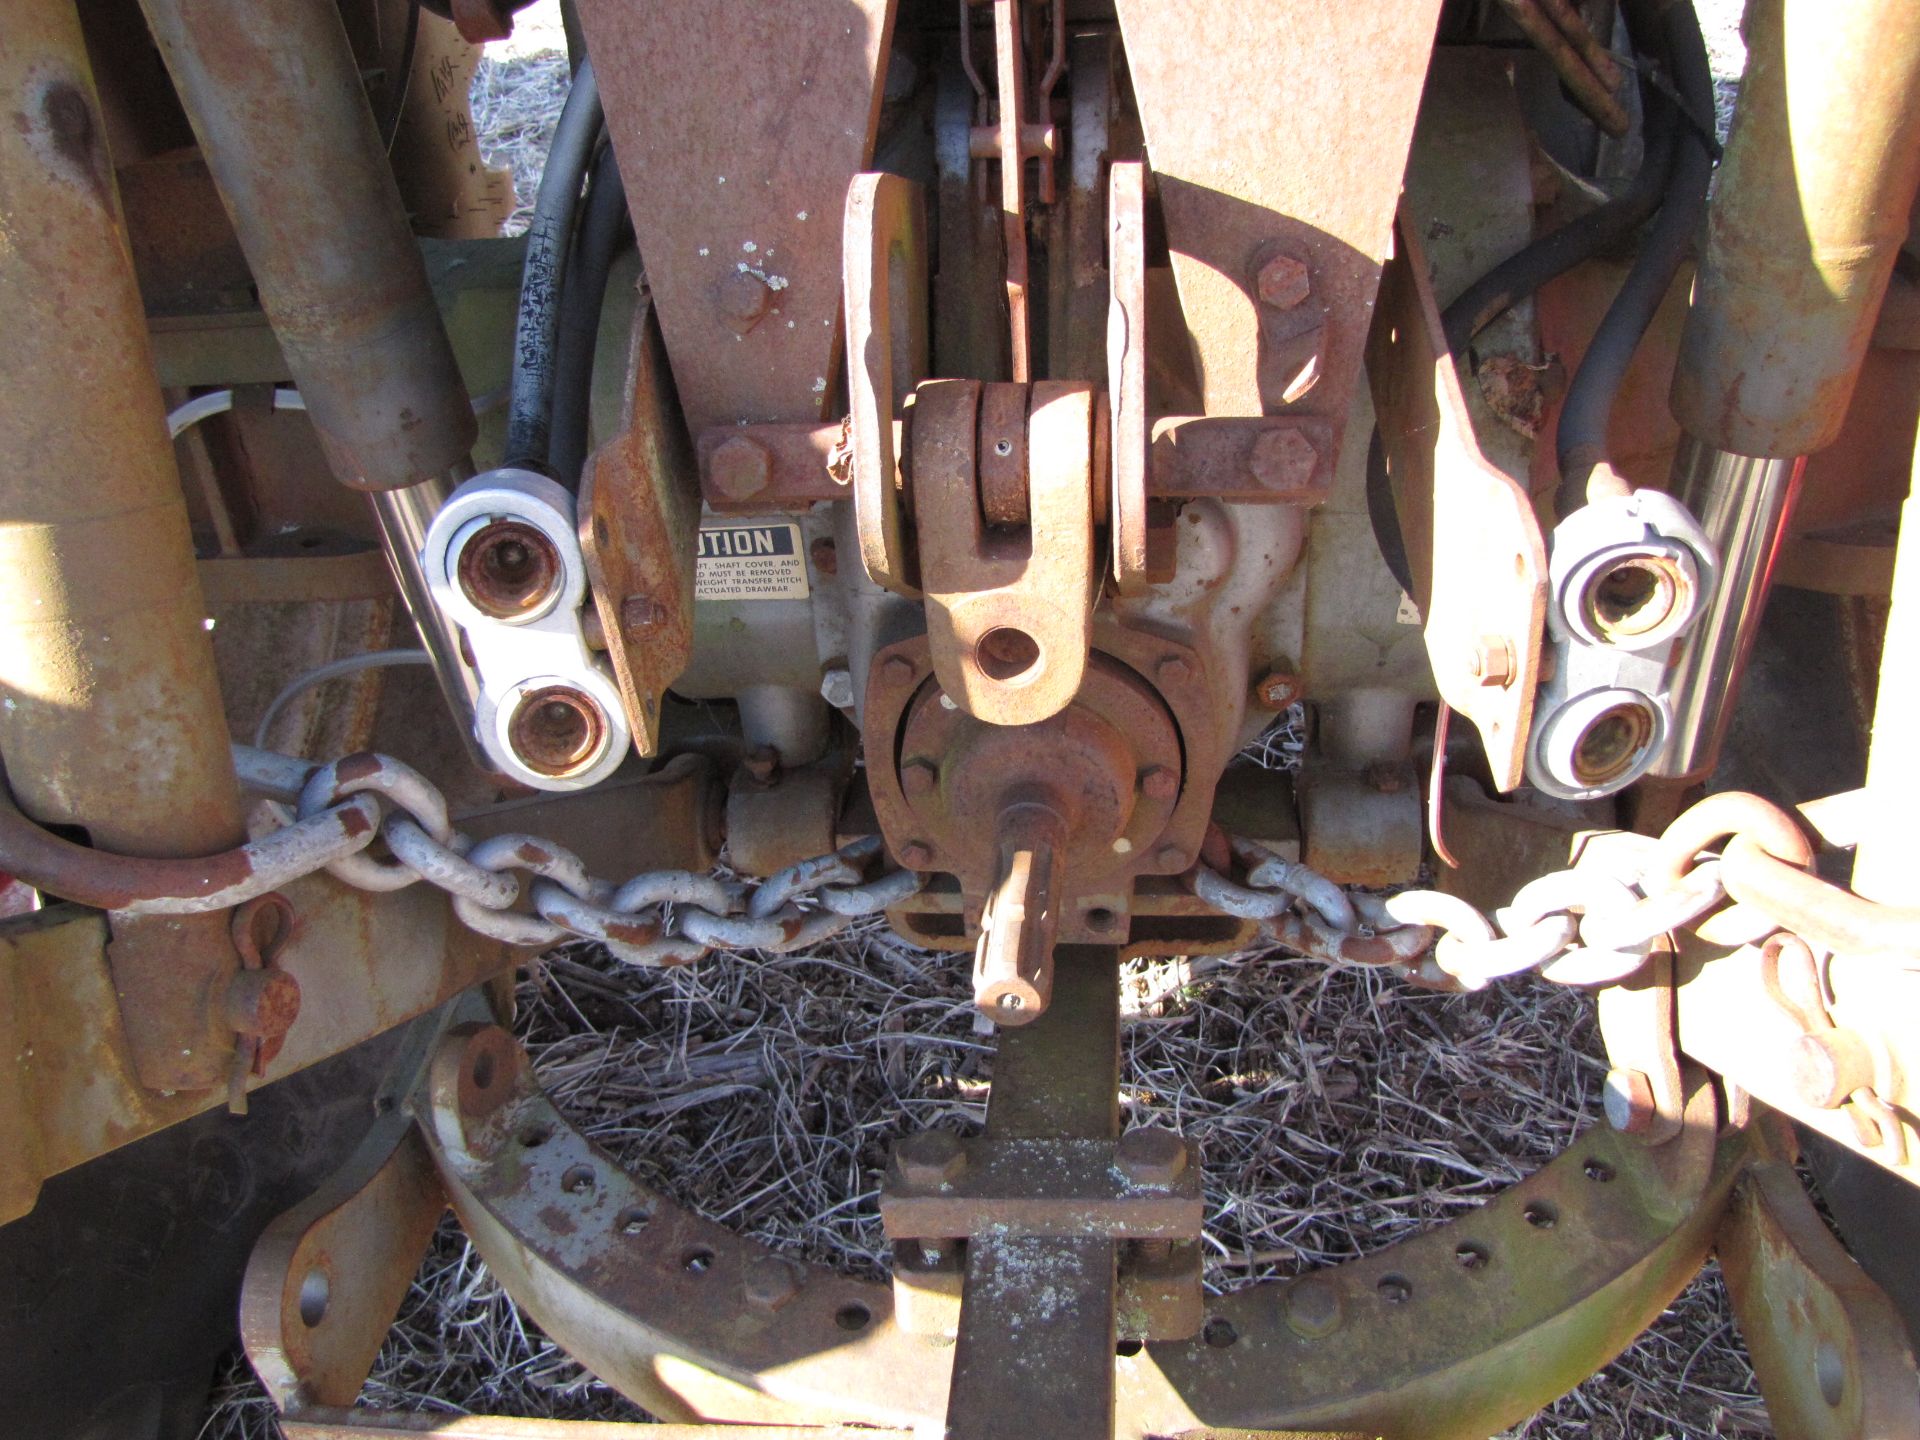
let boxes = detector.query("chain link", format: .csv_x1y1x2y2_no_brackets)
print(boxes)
259,751,924,968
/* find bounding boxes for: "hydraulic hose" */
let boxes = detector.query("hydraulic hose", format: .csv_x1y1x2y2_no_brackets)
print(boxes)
1554,0,1715,504
548,140,632,486
505,57,604,472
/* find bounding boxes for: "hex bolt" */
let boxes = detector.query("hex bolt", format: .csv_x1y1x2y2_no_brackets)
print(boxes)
899,841,934,870
1157,655,1193,687
1256,252,1312,309
743,1254,803,1311
709,435,773,500
1249,427,1319,492
719,270,774,333
1154,843,1187,870
894,1131,968,1189
620,593,663,631
1790,1029,1878,1110
1116,1127,1188,1186
818,666,855,711
1139,765,1179,802
1602,1067,1655,1134
1284,1278,1343,1339
1254,670,1303,710
901,758,939,797
1467,636,1515,687
882,654,917,685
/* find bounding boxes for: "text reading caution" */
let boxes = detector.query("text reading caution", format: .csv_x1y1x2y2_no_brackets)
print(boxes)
695,521,811,602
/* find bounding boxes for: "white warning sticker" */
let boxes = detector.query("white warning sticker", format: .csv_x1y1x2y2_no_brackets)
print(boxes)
695,521,811,602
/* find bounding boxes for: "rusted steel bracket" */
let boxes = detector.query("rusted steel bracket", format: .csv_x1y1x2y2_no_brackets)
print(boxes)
580,296,700,757
1114,0,1444,452
912,379,1096,725
1368,216,1548,790
0,876,505,1227
1717,1158,1920,1438
243,1098,449,1409
574,0,900,437
411,1023,1749,1438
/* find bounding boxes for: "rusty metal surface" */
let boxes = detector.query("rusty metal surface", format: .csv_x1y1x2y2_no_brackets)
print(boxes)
0,875,506,1225
410,1019,1749,1436
575,0,898,437
1,0,251,1092
1672,0,1920,458
869,634,1213,949
845,171,929,595
138,0,477,490
698,422,845,514
1108,160,1152,591
1113,0,1443,466
1148,416,1334,504
1718,1159,1920,1438
243,1117,447,1408
913,379,1095,724
1492,0,1628,137
579,298,701,757
418,1024,951,1426
1368,217,1548,791
198,551,396,606
115,149,254,315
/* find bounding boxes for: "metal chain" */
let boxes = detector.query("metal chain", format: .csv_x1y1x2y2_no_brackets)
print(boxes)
202,750,924,968
1205,826,1733,992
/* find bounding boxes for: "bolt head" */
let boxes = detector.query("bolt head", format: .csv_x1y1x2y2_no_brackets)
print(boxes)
743,1255,803,1310
1602,1067,1655,1134
1140,765,1179,802
901,758,939,797
882,654,917,685
899,841,934,870
719,270,773,332
620,593,663,630
1284,1278,1343,1339
1255,670,1303,710
1154,843,1187,870
809,536,839,576
1256,252,1312,309
709,435,773,500
1156,655,1193,687
1116,1127,1188,1185
894,1130,968,1188
1249,427,1319,492
1468,635,1515,687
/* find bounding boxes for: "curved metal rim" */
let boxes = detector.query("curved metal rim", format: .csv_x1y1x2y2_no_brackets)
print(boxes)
414,1024,1748,1436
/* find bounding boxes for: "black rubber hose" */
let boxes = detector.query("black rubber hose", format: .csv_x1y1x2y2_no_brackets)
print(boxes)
1553,0,1715,505
547,139,632,487
504,56,603,471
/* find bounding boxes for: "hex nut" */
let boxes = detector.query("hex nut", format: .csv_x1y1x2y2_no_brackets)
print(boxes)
1254,670,1303,710
1156,655,1193,687
1256,252,1311,309
1139,765,1179,802
620,593,664,631
709,435,773,500
819,666,855,711
1602,1067,1655,1134
1284,1278,1343,1339
1249,427,1318,491
894,1130,968,1188
719,270,773,332
743,1254,803,1311
901,758,939,797
1116,1127,1188,1185
899,841,934,870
